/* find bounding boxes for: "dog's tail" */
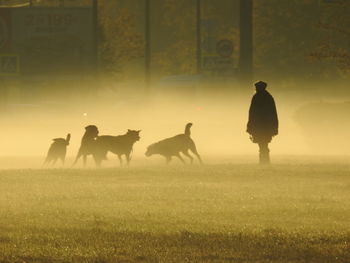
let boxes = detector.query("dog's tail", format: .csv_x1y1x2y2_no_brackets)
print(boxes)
66,133,71,145
184,123,193,136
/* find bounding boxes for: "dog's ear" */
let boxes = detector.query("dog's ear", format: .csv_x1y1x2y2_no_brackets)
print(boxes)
66,133,71,143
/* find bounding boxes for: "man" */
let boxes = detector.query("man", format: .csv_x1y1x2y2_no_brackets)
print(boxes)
247,81,278,164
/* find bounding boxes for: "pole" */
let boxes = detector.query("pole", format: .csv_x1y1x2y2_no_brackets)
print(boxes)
92,0,98,73
0,78,7,114
145,0,151,94
196,0,202,75
239,0,253,86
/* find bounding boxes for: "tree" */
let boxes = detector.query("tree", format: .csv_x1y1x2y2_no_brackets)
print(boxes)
253,0,324,81
98,0,144,82
154,0,239,76
310,1,350,75
253,0,350,82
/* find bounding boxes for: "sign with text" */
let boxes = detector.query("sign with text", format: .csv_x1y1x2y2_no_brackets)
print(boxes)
0,7,95,75
202,56,234,70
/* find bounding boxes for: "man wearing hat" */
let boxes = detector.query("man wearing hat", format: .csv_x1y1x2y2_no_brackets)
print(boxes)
247,81,279,164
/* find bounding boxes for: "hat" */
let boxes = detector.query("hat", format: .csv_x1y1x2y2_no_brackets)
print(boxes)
255,81,267,90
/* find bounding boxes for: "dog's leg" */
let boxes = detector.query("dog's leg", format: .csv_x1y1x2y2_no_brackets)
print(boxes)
175,153,186,164
126,153,131,167
52,158,58,167
83,155,87,168
72,151,82,167
93,155,102,168
42,157,50,168
60,157,65,167
189,143,203,164
182,150,194,164
118,155,123,167
194,153,203,164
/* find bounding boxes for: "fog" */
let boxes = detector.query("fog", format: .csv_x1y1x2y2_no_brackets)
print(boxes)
0,0,348,168
1,79,349,169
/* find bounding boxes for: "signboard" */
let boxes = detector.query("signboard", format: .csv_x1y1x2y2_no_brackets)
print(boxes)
0,54,19,75
202,56,234,70
216,39,234,58
0,7,95,76
322,0,344,3
202,39,235,71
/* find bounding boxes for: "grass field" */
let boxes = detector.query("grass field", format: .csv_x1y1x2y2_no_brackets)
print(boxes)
0,159,350,262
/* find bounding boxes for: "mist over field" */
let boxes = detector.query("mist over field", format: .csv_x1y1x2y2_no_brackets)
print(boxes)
1,81,350,168
0,0,350,262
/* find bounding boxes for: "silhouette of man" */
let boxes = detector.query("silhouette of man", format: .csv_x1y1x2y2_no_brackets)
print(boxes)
247,81,278,164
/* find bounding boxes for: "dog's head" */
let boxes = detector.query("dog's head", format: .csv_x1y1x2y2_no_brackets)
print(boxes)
145,143,157,157
126,129,141,142
85,125,99,138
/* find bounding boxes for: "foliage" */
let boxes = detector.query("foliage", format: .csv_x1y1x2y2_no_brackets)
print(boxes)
254,0,350,81
154,0,239,76
154,0,197,75
98,0,144,82
310,1,350,75
253,0,323,80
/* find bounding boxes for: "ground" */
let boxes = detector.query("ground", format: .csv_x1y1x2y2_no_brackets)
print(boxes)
0,158,350,262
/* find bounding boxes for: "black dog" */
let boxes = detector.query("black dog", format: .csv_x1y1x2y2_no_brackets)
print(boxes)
93,129,141,167
44,133,71,166
145,123,202,164
72,125,99,167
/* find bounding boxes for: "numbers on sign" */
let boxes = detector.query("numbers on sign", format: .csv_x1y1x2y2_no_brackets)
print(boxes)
63,15,73,26
25,14,74,27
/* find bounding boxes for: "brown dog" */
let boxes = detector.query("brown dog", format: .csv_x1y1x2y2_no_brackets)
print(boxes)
93,129,141,167
145,123,202,164
72,125,99,167
44,134,71,166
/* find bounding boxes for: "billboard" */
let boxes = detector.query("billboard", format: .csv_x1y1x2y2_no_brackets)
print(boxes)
0,7,95,76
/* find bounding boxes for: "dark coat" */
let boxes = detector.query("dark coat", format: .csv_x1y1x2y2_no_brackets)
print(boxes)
247,90,278,142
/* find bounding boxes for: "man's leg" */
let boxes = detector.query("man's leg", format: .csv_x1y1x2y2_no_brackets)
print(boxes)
258,142,270,164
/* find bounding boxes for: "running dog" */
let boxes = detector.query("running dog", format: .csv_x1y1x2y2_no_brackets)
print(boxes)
145,123,202,164
93,129,141,167
72,125,99,167
44,133,71,166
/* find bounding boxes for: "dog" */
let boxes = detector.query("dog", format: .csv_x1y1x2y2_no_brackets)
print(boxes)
44,133,71,166
93,129,141,167
145,123,202,164
72,125,99,167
